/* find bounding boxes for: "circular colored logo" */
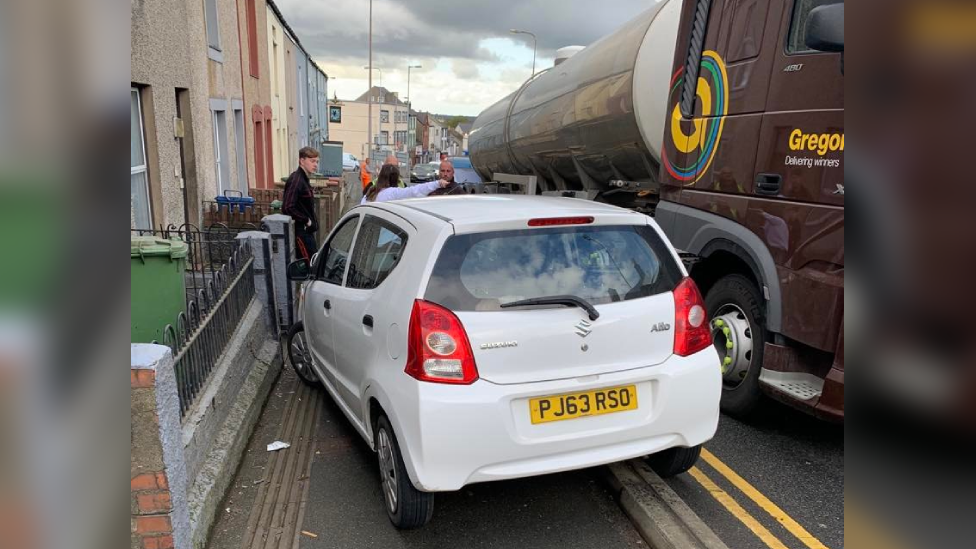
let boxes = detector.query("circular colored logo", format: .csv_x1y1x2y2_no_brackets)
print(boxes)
663,51,729,184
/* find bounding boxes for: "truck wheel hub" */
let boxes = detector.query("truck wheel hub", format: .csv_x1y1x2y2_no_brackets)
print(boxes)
711,305,754,387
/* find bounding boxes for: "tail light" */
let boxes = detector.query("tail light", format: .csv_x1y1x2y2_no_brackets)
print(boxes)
673,278,711,356
405,300,479,384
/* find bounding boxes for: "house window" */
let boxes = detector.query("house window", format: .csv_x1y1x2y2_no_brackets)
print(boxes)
130,88,152,229
380,110,389,123
205,0,222,62
212,105,231,193
380,131,389,145
234,108,247,192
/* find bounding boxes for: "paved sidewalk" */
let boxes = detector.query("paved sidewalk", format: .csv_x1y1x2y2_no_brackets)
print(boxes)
208,369,321,549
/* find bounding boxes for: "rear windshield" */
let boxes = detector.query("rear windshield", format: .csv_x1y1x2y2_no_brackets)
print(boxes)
424,224,681,312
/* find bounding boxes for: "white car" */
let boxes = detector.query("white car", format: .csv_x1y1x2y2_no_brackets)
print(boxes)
286,195,720,529
342,152,360,172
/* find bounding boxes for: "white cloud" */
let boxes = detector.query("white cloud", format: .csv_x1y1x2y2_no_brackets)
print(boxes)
276,0,651,115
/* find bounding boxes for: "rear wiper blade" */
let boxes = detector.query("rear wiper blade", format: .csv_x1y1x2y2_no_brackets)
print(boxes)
500,295,600,321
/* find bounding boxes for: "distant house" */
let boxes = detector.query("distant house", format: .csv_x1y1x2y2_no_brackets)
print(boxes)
327,86,409,159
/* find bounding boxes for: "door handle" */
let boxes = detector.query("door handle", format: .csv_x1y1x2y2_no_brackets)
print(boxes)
362,315,374,328
324,299,331,310
755,173,782,195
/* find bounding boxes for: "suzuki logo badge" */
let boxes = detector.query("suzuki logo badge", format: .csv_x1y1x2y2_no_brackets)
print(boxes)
575,319,593,338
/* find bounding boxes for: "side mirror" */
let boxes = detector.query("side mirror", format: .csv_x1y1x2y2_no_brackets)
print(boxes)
805,3,844,53
287,259,311,281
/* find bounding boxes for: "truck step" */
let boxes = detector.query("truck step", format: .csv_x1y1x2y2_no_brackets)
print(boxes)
758,369,824,401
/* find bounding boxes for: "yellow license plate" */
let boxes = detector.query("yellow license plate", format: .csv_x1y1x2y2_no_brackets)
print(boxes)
529,384,638,425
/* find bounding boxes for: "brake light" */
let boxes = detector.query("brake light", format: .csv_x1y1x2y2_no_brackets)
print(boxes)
527,216,594,227
405,300,479,384
673,278,711,356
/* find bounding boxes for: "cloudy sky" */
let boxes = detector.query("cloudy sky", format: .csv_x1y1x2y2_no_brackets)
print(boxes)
275,0,657,116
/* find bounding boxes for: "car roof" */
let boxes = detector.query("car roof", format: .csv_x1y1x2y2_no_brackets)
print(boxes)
369,195,644,227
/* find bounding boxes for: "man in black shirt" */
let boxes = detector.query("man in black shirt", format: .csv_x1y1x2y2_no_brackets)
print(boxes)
429,160,465,196
282,146,320,261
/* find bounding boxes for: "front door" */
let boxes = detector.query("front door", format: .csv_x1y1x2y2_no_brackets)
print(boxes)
303,215,360,387
747,0,844,352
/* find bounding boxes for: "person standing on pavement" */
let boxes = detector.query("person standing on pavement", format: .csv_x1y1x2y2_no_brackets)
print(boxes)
360,157,372,191
429,160,465,196
282,146,320,261
362,164,449,203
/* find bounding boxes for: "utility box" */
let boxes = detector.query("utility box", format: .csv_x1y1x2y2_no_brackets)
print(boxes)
131,236,188,343
317,140,344,177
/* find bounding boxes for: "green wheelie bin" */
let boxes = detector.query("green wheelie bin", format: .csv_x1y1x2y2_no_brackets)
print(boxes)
131,236,189,343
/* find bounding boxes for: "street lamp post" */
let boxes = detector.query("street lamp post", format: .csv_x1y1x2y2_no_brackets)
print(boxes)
363,66,383,152
367,0,372,159
406,64,422,172
510,29,537,77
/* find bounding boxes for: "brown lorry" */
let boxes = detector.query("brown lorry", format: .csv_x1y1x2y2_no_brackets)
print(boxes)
469,0,845,420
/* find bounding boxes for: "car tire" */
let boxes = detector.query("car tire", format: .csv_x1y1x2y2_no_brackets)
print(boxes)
705,274,766,418
646,445,702,478
286,321,320,387
375,415,434,529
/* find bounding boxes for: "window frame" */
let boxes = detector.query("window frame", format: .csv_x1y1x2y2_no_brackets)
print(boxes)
345,215,409,291
205,0,223,62
316,215,361,285
233,105,247,192
380,110,390,123
785,0,843,56
210,99,231,194
130,87,152,229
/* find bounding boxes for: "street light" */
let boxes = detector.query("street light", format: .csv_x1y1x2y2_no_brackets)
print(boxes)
406,64,422,171
367,0,372,157
363,65,383,87
510,28,537,76
364,66,383,150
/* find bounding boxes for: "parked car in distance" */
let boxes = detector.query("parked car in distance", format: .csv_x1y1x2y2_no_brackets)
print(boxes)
343,153,360,172
448,156,483,184
410,164,438,183
285,196,721,529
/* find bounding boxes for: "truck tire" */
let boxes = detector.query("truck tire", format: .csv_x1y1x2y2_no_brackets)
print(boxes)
646,445,702,478
705,274,766,418
286,322,320,387
376,415,435,529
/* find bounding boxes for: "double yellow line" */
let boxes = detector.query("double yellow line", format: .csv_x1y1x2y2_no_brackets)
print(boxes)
689,448,831,549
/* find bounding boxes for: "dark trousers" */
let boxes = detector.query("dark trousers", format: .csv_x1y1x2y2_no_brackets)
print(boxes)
295,230,318,261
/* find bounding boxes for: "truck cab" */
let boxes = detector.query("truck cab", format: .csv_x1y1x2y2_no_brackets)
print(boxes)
654,0,844,420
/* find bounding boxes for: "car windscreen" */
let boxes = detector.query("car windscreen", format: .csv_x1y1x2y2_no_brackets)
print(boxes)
424,224,682,311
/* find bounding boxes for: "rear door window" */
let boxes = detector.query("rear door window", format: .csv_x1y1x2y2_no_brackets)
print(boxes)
346,215,408,290
424,225,681,311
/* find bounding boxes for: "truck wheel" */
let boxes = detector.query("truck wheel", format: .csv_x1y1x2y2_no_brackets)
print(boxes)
286,322,320,387
705,275,766,417
376,415,435,529
646,445,702,478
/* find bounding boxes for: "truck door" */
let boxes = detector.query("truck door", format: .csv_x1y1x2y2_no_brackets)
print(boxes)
748,0,845,352
663,0,784,226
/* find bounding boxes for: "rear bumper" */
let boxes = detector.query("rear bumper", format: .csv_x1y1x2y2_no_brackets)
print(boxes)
396,350,721,491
